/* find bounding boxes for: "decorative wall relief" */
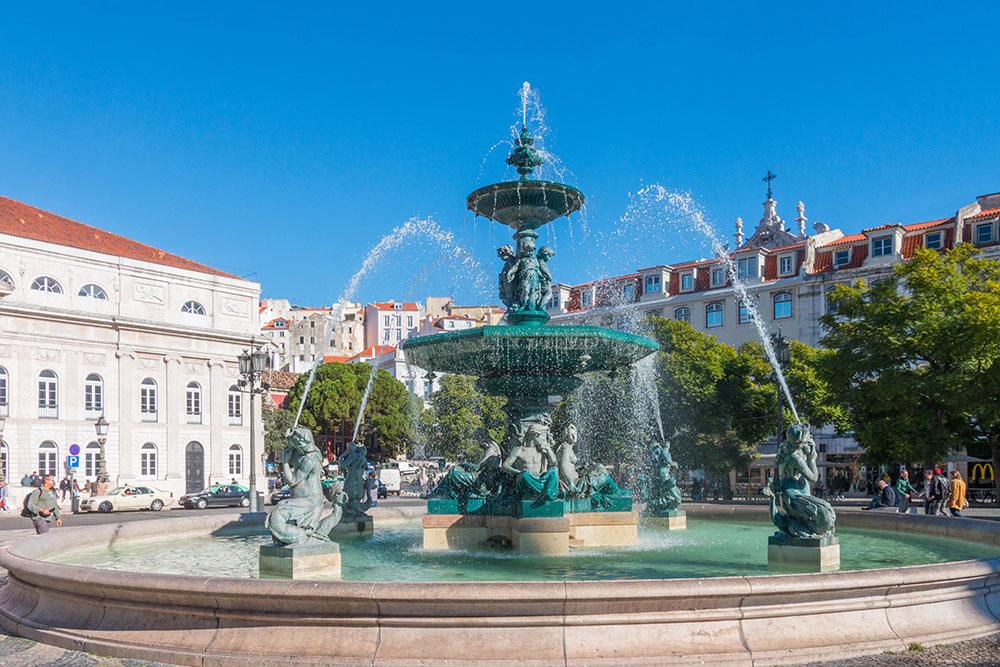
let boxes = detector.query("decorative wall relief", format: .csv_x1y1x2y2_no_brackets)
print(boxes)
133,282,165,304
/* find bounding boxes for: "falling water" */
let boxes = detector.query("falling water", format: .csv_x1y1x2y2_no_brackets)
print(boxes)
353,365,378,441
293,217,490,428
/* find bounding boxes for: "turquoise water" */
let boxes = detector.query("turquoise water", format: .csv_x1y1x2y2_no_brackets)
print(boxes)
50,519,998,581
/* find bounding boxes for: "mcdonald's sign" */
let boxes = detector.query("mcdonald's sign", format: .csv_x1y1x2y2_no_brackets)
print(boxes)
971,463,994,482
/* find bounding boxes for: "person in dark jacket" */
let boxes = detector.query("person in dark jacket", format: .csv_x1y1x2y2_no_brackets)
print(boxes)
864,479,900,510
932,467,951,516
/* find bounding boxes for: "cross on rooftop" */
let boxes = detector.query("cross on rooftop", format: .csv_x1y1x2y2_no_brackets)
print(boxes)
763,170,777,200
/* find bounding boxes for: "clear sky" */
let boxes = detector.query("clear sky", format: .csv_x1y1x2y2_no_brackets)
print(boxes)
2,2,999,307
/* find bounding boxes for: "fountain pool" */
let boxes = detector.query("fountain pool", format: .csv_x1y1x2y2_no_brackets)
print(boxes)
49,517,998,581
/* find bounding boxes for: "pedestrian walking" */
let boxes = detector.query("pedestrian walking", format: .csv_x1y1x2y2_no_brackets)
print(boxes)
932,468,951,516
0,480,8,512
59,476,70,500
923,471,941,515
895,469,918,513
947,471,968,517
24,474,62,534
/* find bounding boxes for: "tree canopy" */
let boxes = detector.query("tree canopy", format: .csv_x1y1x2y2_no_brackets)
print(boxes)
262,404,295,460
820,244,1000,479
286,362,417,458
420,374,506,460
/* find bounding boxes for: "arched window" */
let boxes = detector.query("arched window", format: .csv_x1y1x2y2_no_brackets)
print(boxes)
706,302,723,328
228,385,242,425
38,441,57,476
78,283,108,300
674,307,691,323
181,300,206,315
186,382,202,423
0,366,8,417
85,441,101,479
0,270,13,288
140,378,157,421
773,292,792,320
84,373,103,418
38,370,58,418
30,276,63,293
228,444,243,476
140,443,157,477
0,441,7,482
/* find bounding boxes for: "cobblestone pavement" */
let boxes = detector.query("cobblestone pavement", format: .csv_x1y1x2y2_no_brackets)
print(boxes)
0,625,176,666
800,633,1000,666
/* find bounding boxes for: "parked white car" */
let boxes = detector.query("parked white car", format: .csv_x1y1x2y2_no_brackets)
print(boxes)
389,460,419,476
80,486,174,513
378,468,402,495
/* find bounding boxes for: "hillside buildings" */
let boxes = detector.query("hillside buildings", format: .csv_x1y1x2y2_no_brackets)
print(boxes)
0,195,261,497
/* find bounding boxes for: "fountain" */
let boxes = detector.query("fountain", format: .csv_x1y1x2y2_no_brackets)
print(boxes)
403,125,659,554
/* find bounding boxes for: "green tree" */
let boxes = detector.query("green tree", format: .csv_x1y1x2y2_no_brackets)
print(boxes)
287,362,417,459
422,374,506,460
262,404,295,460
820,244,1000,488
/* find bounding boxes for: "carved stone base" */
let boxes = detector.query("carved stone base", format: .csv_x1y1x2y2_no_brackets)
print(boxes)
767,534,840,572
422,511,638,555
641,509,687,530
258,542,341,580
330,515,373,537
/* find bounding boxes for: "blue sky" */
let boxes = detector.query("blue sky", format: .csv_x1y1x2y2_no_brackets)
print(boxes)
2,2,999,307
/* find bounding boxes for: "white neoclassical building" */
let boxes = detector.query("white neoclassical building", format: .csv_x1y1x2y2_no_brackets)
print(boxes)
0,195,262,498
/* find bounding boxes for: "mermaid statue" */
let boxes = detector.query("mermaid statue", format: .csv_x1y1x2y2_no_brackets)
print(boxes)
266,427,347,546
642,439,683,513
766,423,836,539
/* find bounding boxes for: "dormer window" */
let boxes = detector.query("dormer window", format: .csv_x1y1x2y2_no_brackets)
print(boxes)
737,257,758,279
976,223,994,245
393,303,403,310
711,268,725,286
581,291,593,307
779,255,793,276
924,232,942,250
644,275,661,293
833,249,850,267
623,284,634,301
680,273,693,291
871,235,893,257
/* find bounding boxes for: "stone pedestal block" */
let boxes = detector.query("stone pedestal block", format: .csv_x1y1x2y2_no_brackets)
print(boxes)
331,515,373,537
422,514,488,550
513,517,570,556
569,510,640,546
767,534,840,572
258,542,341,580
641,509,687,530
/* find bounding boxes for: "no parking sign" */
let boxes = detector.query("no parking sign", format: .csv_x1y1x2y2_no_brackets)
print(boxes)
69,444,81,456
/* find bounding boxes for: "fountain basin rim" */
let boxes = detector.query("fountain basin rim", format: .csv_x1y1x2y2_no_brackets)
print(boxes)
3,507,999,666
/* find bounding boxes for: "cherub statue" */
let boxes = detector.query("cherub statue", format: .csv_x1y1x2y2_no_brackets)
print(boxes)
513,236,541,312
767,423,836,539
555,423,579,496
266,427,347,546
496,245,517,308
537,245,556,309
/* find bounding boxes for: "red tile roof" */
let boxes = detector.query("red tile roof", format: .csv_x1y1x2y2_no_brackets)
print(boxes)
903,217,953,231
967,207,1000,223
348,345,396,361
323,355,352,363
368,302,419,311
820,233,866,248
264,370,300,391
0,195,241,279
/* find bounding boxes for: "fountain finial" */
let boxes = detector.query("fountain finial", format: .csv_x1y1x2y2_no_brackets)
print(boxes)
506,125,544,180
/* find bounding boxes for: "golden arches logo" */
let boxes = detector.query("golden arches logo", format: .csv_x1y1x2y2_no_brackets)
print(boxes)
971,463,994,482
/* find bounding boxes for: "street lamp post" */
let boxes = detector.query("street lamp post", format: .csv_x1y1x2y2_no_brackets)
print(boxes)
771,328,792,446
0,413,6,483
238,343,269,513
95,414,110,495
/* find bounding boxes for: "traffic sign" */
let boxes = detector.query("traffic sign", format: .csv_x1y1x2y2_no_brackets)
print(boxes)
69,444,80,456
66,455,79,468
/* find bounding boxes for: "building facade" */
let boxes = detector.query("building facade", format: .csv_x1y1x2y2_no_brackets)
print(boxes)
0,195,262,497
259,299,364,372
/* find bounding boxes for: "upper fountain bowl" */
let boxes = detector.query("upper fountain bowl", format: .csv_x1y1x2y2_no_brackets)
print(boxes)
466,180,584,230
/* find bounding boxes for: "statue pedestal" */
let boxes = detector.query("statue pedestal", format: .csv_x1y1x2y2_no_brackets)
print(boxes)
259,542,341,580
767,534,840,572
331,515,373,537
641,509,687,530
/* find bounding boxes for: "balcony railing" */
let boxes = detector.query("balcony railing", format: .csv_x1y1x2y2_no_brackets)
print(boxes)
229,414,243,426
140,410,157,423
84,408,102,420
187,413,202,424
38,406,58,419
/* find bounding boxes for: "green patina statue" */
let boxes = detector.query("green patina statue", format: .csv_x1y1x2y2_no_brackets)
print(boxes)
266,427,346,546
555,424,580,496
428,430,504,500
641,439,683,514
766,423,837,539
338,441,376,521
502,423,559,502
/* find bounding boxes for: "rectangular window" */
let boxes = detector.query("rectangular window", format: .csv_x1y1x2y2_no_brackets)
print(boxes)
834,249,850,267
38,450,56,476
706,304,723,328
384,316,390,327
644,275,661,293
298,336,304,344
581,291,593,307
737,257,758,279
0,374,6,412
924,232,942,250
186,391,200,415
407,316,413,328
310,336,315,344
976,223,993,244
84,384,101,411
681,274,693,290
395,329,402,341
711,268,724,285
738,300,751,324
228,452,242,476
395,316,401,326
228,393,242,418
871,235,893,257
623,284,634,300
141,451,156,477
779,256,792,275
548,292,560,308
85,450,98,478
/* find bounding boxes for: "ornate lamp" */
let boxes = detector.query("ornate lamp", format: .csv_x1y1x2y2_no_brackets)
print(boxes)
95,414,110,484
0,413,6,483
238,341,267,512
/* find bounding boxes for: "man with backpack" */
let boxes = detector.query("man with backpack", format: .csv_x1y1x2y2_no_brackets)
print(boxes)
23,474,62,534
932,468,952,516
